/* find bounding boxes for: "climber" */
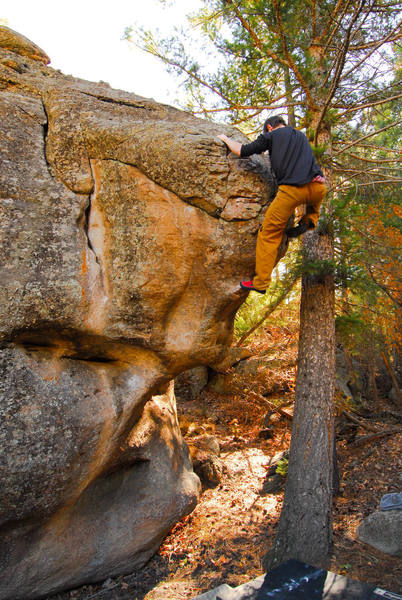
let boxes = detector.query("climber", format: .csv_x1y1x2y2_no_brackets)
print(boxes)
217,115,326,294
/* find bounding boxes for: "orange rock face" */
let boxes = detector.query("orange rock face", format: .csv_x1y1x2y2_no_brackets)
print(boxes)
0,27,275,599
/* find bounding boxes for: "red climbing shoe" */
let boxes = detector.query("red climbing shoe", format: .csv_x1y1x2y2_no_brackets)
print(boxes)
240,280,266,294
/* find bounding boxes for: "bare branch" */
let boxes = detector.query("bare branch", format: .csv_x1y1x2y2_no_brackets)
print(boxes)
236,274,299,346
137,42,235,107
246,390,293,421
333,78,392,106
366,265,402,307
342,410,379,432
349,30,402,50
346,178,402,185
191,98,303,118
332,120,402,156
338,297,397,317
335,88,402,112
231,110,266,126
352,428,402,447
347,221,401,250
348,153,402,163
332,142,401,153
355,144,401,152
342,22,402,80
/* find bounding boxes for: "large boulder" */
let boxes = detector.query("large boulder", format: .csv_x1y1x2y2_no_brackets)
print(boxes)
0,27,275,599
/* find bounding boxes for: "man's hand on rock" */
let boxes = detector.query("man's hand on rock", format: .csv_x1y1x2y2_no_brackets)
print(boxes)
217,134,242,156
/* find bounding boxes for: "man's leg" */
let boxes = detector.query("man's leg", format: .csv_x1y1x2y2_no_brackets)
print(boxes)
300,182,327,227
253,185,307,290
285,182,327,238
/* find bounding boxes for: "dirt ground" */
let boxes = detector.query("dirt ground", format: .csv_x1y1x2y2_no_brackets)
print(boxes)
49,340,402,600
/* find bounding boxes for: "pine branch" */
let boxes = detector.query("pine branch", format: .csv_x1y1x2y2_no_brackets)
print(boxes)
349,0,377,45
314,0,368,143
271,0,317,109
320,13,399,104
311,0,317,39
226,0,289,72
333,172,402,186
365,1,402,8
315,0,350,48
192,105,262,116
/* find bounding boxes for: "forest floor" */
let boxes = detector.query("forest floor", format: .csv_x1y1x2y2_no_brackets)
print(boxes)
50,333,402,600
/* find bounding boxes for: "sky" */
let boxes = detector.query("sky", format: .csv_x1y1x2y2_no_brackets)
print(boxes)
2,0,202,106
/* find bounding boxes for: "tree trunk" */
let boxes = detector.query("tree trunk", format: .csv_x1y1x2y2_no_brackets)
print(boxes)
263,228,335,570
369,358,380,411
284,67,296,128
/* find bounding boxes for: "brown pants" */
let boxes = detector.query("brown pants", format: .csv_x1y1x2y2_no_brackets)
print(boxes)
253,181,327,290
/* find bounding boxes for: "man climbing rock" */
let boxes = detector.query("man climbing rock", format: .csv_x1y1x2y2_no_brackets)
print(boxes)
218,116,326,294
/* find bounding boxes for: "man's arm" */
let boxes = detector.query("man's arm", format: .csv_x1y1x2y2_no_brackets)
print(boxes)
218,133,270,157
217,134,242,156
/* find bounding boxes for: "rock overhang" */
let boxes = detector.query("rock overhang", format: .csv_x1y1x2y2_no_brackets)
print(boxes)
0,24,275,371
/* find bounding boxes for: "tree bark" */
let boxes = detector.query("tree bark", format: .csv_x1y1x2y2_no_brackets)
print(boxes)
284,66,296,127
382,351,402,405
369,357,380,411
263,229,335,570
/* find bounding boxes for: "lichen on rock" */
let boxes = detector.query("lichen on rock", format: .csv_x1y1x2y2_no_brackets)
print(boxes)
0,26,275,600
